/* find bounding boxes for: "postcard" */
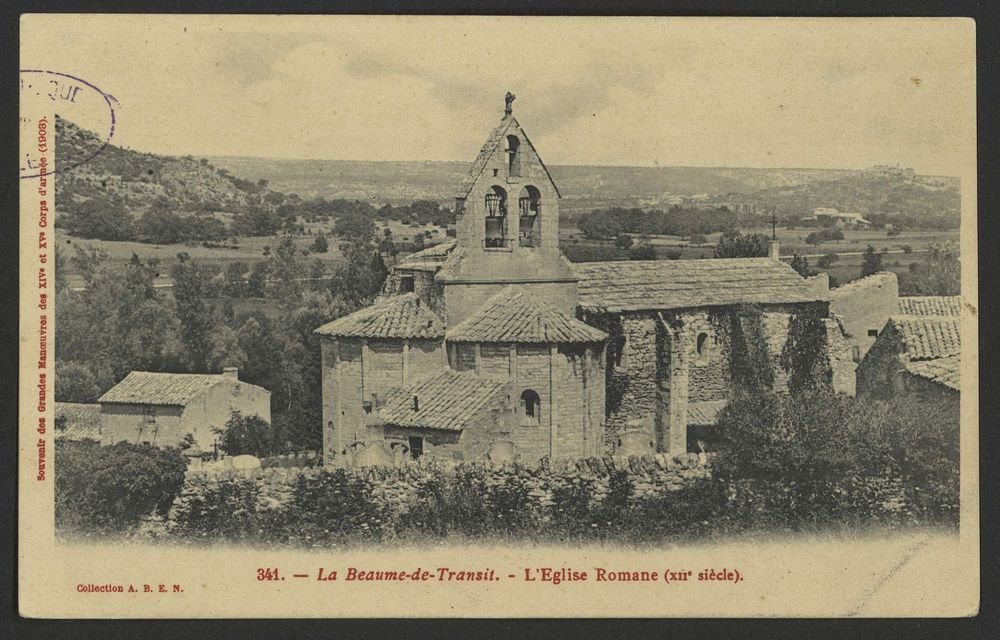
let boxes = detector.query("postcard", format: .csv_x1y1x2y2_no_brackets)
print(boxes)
18,14,978,618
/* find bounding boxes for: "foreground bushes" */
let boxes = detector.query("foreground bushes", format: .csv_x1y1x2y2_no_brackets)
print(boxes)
56,391,960,545
55,439,187,536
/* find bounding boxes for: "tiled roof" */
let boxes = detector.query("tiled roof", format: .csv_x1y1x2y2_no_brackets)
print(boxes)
905,355,960,391
54,402,102,440
455,114,560,199
396,240,456,270
447,286,607,344
890,316,961,360
314,293,444,340
897,296,962,316
378,370,507,432
688,400,728,426
98,372,245,406
576,258,822,313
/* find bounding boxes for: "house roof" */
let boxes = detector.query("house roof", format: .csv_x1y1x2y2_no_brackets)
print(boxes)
314,293,445,340
905,355,960,391
688,400,728,426
889,316,961,360
396,240,456,271
378,370,508,432
455,113,561,199
829,271,897,298
575,258,822,313
98,371,259,407
54,402,102,440
897,296,962,316
447,286,607,344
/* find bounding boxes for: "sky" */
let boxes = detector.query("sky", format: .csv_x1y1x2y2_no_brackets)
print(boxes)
21,15,975,176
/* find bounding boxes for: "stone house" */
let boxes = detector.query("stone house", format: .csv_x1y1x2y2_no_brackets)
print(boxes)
98,368,271,449
315,96,855,466
827,271,900,363
857,313,961,399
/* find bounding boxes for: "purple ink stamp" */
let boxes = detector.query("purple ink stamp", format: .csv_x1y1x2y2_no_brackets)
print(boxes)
20,70,117,179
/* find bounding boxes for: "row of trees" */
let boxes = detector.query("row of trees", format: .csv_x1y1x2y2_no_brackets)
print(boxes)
577,206,745,240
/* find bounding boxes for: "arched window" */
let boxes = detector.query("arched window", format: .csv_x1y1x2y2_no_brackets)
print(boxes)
520,389,541,423
696,332,710,361
506,135,521,176
484,185,508,248
518,185,542,247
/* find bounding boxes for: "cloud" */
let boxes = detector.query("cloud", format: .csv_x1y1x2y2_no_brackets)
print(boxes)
21,15,974,175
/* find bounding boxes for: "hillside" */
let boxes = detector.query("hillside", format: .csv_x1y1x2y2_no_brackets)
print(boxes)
56,117,262,213
749,166,960,222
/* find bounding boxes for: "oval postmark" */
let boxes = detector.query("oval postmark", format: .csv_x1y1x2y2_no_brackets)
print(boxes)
19,70,117,179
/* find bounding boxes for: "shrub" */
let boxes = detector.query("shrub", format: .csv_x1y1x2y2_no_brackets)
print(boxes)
55,439,187,535
214,411,273,457
281,470,388,545
171,475,263,541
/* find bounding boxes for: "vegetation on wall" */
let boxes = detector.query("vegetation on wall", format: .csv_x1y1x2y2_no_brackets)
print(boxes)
713,306,774,395
781,306,832,395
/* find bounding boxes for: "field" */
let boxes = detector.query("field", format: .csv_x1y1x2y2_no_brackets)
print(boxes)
59,216,958,294
560,223,959,290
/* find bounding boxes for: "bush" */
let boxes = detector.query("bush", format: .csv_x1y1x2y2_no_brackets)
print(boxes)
55,440,187,535
281,470,389,545
171,476,263,541
214,411,273,457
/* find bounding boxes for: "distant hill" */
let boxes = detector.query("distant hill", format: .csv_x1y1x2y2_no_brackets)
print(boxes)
746,166,959,221
208,156,959,219
53,117,960,232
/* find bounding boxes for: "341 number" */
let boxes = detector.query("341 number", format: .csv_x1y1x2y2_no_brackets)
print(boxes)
256,567,280,581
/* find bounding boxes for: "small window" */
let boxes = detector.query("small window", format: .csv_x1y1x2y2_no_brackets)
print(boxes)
867,329,879,338
492,168,499,177
852,345,861,363
521,389,541,423
144,407,156,424
362,401,373,415
506,135,521,176
696,332,710,360
408,436,424,460
399,275,415,293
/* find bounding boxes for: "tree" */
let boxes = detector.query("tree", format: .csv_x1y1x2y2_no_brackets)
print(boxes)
214,411,273,457
55,360,101,403
614,233,633,250
816,252,839,269
628,242,657,260
61,196,136,241
904,242,960,296
714,231,769,258
310,231,329,253
860,245,884,278
171,260,222,371
789,254,813,277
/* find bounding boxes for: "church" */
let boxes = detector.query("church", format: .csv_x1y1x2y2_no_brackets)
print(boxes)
314,94,855,467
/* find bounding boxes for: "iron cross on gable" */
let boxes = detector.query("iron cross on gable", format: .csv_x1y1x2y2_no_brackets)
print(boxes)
505,91,516,114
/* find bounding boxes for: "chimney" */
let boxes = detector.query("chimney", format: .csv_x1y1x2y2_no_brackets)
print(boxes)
222,367,239,381
412,395,419,412
769,239,780,261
